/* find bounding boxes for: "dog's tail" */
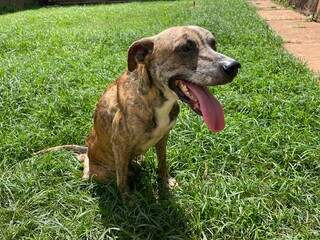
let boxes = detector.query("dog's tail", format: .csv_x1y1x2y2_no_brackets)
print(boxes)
33,145,88,156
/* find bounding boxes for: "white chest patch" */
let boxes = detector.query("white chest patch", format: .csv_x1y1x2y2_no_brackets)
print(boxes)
141,87,178,151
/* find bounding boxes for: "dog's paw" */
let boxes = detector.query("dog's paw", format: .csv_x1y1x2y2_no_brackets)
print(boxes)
132,155,144,165
78,153,88,162
166,177,179,189
159,177,179,198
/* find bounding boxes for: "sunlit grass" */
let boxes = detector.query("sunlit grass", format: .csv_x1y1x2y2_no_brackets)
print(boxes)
1,0,320,239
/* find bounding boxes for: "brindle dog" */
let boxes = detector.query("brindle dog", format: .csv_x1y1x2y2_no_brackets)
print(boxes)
35,26,240,194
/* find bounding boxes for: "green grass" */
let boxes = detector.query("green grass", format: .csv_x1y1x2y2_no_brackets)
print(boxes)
1,0,320,239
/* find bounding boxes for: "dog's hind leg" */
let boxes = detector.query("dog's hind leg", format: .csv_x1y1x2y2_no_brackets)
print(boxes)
113,148,131,195
82,155,113,183
111,111,132,195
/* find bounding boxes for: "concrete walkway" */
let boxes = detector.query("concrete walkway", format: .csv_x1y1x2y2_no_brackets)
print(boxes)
250,0,320,74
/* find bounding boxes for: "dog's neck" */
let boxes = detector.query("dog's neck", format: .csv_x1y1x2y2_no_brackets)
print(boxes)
126,64,179,152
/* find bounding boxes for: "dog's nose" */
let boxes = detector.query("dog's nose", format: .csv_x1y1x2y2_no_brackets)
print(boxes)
222,60,241,78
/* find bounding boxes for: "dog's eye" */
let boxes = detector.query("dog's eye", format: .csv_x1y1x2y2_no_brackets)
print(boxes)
180,40,197,53
208,38,217,50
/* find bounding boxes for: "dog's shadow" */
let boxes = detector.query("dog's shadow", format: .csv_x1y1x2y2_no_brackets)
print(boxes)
91,162,191,239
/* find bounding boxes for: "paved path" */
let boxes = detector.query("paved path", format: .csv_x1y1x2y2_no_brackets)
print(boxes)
250,0,320,74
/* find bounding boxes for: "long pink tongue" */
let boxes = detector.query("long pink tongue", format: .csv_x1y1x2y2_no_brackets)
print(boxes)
186,83,225,132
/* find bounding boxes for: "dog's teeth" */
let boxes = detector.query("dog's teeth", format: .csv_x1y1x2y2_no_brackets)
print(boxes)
181,84,188,92
186,89,193,99
177,82,196,101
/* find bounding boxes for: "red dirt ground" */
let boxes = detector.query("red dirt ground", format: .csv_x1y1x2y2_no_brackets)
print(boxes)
250,0,320,74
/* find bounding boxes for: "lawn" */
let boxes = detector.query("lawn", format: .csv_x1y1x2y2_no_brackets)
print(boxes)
1,0,320,239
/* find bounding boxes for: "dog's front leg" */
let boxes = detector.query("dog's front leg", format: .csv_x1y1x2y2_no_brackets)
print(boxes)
156,134,169,186
155,134,177,190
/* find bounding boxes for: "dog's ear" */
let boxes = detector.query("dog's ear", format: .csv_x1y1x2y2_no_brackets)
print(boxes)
128,38,154,72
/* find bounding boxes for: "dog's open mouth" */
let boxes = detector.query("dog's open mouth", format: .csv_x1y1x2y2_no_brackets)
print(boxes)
170,79,225,133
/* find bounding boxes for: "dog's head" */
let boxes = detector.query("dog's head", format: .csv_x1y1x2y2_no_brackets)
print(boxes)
127,26,241,132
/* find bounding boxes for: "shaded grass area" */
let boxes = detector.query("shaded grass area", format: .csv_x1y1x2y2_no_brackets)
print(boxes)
1,0,320,239
0,0,40,15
